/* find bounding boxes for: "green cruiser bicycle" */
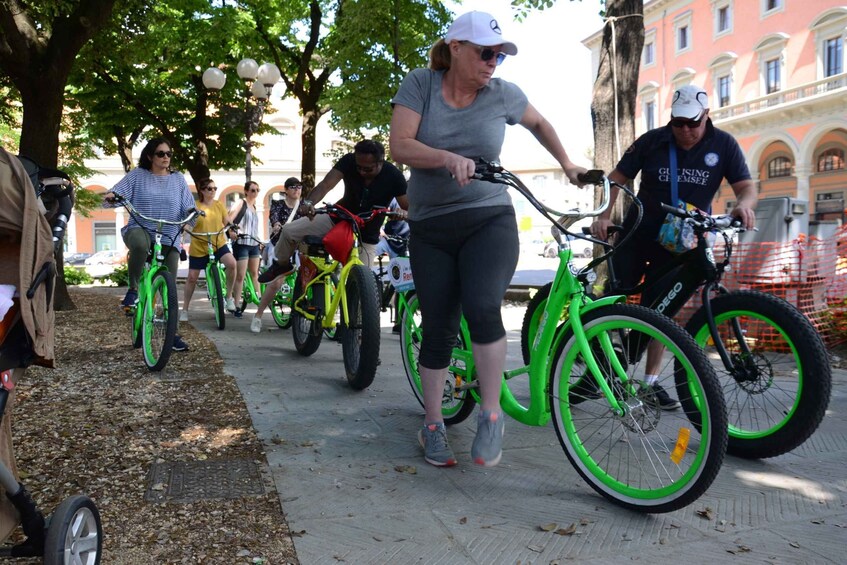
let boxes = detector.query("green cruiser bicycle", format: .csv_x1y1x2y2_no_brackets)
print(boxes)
400,161,727,513
187,226,231,330
291,204,392,390
233,233,296,329
113,195,201,371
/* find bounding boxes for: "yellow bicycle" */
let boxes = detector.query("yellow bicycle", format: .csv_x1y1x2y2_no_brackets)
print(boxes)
292,204,393,390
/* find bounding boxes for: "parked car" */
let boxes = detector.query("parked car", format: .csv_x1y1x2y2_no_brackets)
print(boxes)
84,250,126,266
65,252,92,265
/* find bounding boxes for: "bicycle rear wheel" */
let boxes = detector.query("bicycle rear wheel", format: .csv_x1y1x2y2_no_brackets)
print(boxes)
341,264,381,390
142,271,178,371
685,290,831,458
549,303,726,513
208,264,225,330
291,272,324,356
400,293,476,425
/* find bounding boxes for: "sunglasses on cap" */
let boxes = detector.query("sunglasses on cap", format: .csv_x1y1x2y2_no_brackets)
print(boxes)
153,150,173,158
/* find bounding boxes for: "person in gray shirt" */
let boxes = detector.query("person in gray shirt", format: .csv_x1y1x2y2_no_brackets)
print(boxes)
390,10,587,468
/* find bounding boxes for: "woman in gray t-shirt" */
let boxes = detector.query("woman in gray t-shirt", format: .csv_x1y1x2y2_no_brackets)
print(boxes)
389,10,587,469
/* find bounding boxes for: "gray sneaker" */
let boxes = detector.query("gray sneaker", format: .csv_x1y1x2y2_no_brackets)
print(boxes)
418,422,457,467
472,410,505,467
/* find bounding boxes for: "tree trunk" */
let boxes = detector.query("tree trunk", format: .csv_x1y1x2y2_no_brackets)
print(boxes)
17,83,64,169
591,0,644,287
300,107,320,192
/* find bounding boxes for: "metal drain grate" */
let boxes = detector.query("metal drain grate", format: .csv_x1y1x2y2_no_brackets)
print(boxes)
145,458,265,503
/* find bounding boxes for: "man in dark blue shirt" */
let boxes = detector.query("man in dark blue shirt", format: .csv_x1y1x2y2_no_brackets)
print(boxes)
589,85,757,409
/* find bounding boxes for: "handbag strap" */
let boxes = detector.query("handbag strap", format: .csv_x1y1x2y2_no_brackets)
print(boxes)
668,141,679,205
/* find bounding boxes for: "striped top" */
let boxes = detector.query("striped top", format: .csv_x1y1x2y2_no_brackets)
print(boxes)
108,167,195,246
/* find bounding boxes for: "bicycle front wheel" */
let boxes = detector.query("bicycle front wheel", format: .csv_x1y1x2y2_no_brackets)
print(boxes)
291,272,324,356
269,273,295,329
208,264,225,330
686,290,831,458
142,271,178,371
549,303,727,513
400,293,476,425
341,264,381,390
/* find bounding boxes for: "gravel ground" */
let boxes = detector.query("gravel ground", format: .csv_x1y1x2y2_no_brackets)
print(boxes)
5,287,298,564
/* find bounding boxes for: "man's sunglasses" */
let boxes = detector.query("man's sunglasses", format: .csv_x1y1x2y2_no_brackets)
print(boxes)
356,162,382,174
288,185,303,190
465,43,507,66
154,150,173,158
670,117,703,129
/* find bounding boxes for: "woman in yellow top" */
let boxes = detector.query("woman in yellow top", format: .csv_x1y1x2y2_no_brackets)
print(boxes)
181,178,237,320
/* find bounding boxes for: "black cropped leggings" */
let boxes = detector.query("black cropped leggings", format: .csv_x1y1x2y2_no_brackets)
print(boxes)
408,206,519,369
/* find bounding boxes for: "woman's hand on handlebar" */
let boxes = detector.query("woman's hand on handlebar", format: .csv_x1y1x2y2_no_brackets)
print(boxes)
590,217,615,241
445,153,475,187
103,191,119,204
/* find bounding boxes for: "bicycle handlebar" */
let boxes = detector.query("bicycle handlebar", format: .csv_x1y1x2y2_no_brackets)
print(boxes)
110,193,204,226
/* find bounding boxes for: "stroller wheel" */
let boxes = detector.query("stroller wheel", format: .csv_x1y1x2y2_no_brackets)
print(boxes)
44,495,102,565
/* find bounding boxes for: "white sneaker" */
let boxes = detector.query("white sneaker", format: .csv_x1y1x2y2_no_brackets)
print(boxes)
179,310,189,322
250,317,262,333
226,297,236,312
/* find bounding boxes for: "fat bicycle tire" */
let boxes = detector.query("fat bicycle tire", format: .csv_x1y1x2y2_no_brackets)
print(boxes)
130,306,142,349
208,264,226,330
142,271,178,371
341,264,381,390
685,290,831,459
400,293,476,425
291,271,324,356
549,303,727,513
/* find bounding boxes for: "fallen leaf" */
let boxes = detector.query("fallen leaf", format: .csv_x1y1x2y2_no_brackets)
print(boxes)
696,507,714,520
539,522,558,532
459,517,467,524
555,523,577,536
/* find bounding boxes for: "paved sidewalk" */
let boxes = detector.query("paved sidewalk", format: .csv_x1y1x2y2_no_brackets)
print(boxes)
189,298,846,565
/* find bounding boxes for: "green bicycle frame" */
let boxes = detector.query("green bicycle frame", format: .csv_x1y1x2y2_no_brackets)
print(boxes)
131,231,171,340
440,245,629,428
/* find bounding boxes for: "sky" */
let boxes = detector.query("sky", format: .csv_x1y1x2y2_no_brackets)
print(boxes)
445,0,607,168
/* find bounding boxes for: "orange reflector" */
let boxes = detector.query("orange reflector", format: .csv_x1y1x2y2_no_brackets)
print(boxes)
670,427,691,464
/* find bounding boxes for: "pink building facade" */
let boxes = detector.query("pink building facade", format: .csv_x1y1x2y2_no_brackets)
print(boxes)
585,0,847,223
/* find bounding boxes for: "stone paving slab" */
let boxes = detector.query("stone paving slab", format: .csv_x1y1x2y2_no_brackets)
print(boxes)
190,295,847,565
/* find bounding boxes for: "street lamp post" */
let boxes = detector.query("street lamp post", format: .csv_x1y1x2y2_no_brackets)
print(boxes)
202,58,281,183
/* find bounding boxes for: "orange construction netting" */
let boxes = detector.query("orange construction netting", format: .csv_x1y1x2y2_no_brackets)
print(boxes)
664,224,847,347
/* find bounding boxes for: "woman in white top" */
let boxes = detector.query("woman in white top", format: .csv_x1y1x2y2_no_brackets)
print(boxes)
228,180,261,317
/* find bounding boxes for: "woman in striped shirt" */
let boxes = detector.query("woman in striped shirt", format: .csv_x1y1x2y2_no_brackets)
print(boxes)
104,137,195,351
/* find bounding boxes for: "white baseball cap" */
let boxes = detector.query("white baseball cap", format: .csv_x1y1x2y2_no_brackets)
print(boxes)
671,85,709,120
444,11,518,56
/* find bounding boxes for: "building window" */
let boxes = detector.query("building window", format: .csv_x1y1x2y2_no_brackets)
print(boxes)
763,0,783,15
716,5,732,35
94,222,117,252
766,58,781,93
767,156,792,178
644,101,656,130
678,26,689,51
718,75,731,107
824,37,843,77
817,148,845,172
643,42,655,66
226,192,242,209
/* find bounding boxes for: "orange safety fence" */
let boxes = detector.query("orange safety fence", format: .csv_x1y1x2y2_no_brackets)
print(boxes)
655,224,847,348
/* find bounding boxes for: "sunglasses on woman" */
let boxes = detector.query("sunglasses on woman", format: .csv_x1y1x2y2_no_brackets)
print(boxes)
201,186,217,192
464,42,507,66
154,150,173,158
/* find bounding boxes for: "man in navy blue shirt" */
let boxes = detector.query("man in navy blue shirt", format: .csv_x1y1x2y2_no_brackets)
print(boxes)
588,85,757,409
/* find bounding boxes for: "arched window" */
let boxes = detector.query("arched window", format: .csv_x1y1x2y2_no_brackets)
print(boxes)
817,148,845,172
767,156,792,178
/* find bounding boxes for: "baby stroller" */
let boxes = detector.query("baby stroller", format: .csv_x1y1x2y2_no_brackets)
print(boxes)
0,148,102,563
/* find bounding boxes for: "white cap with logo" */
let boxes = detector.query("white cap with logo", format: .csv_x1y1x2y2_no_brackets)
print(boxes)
671,85,709,120
444,11,518,56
